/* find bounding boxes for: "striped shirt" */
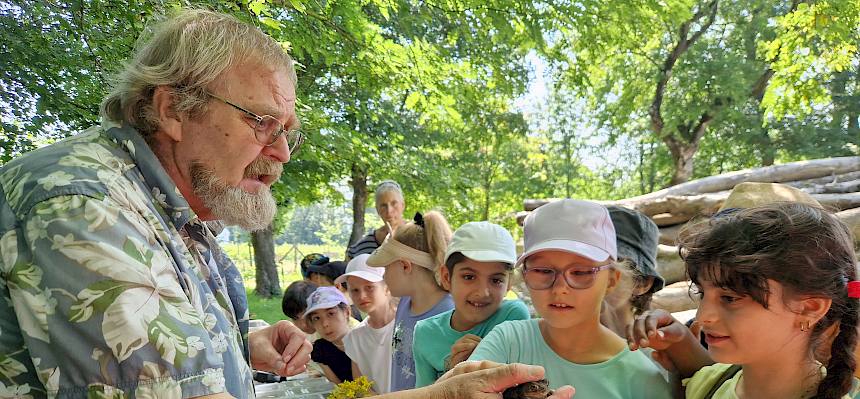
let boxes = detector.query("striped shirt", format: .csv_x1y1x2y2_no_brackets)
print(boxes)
346,229,380,259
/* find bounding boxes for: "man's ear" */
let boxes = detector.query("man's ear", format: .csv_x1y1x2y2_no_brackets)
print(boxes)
440,265,452,291
152,86,183,142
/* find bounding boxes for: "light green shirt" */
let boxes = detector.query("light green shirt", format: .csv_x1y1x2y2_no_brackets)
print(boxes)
412,300,529,387
469,319,673,399
684,363,860,399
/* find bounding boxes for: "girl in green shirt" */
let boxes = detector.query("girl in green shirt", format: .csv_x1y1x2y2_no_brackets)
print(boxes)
628,203,859,399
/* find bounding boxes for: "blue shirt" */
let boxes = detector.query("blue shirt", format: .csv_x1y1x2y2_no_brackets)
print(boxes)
390,295,454,391
0,124,253,398
412,300,529,387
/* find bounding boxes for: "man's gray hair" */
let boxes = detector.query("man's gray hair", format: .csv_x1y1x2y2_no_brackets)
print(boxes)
100,9,296,137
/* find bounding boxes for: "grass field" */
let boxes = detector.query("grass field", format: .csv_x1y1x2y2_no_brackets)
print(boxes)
221,242,345,325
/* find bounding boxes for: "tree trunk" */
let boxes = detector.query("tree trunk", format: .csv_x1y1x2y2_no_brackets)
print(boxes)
348,162,368,247
667,142,698,186
253,223,280,298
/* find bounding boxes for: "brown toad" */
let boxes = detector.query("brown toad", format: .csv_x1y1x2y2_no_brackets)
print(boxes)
502,379,552,399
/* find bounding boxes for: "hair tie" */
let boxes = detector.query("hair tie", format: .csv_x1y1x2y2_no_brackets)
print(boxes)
848,281,860,299
413,212,425,228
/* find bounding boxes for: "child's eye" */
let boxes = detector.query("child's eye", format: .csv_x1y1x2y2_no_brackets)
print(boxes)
570,269,597,276
461,274,475,281
492,278,505,285
721,295,743,304
531,268,555,275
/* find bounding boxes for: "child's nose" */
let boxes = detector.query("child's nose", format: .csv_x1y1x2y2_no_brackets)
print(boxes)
696,298,717,324
551,273,571,293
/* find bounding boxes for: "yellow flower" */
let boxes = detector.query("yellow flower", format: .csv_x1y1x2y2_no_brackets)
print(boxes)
327,376,373,399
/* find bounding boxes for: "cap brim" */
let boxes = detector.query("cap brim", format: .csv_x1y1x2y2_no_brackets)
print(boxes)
334,271,384,286
455,249,516,265
366,245,399,268
515,239,613,267
302,300,344,318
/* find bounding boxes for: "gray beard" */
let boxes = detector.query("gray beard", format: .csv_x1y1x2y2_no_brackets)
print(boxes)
190,160,279,231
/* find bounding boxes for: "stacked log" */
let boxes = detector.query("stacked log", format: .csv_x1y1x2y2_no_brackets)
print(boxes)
518,156,860,313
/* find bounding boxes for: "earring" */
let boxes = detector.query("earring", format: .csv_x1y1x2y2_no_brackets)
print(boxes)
800,321,811,332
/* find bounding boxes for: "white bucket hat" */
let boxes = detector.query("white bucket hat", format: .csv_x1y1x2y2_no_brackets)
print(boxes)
334,254,385,286
516,199,617,267
444,221,517,266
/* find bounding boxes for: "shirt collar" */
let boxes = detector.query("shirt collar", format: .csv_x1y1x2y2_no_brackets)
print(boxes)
105,123,196,229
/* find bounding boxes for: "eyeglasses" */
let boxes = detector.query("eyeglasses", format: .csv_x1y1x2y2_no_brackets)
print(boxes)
521,264,613,290
206,92,304,153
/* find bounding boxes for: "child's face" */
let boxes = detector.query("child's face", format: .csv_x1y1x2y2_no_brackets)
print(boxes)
525,250,618,330
443,259,510,331
696,279,806,365
383,261,408,297
308,306,351,342
347,276,390,313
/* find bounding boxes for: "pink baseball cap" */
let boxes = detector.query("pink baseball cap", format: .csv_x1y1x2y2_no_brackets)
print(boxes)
516,199,617,267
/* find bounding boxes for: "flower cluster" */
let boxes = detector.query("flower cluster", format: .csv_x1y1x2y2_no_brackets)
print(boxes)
326,376,373,399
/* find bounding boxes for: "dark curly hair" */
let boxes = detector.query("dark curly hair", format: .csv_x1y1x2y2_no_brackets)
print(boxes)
680,202,858,399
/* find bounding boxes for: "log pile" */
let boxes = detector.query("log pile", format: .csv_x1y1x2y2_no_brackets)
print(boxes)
518,156,860,313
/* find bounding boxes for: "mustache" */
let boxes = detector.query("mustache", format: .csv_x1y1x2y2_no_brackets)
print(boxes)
244,158,283,178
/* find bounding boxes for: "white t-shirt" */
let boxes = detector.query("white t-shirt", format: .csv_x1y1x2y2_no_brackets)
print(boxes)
343,318,395,394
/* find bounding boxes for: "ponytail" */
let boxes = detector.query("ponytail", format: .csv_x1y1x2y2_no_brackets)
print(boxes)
813,290,859,399
393,210,452,269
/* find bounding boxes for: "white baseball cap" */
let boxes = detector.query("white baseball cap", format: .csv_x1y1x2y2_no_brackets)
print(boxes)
444,221,517,266
516,199,617,267
334,254,385,286
302,286,349,318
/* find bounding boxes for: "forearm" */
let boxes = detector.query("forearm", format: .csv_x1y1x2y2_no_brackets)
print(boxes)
376,385,437,399
663,331,714,378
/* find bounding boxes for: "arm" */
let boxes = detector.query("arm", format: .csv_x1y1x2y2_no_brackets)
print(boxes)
319,364,342,385
627,309,713,378
447,334,482,371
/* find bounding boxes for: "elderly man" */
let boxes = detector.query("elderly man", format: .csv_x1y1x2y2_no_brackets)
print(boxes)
0,9,575,399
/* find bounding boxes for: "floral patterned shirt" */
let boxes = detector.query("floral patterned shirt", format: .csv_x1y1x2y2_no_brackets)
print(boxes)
0,124,254,398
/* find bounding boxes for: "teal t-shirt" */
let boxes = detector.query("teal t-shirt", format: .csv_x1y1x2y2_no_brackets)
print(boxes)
469,319,673,399
412,300,530,387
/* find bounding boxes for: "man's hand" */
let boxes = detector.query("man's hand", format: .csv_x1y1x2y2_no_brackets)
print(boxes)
446,334,482,370
249,320,312,376
433,361,575,399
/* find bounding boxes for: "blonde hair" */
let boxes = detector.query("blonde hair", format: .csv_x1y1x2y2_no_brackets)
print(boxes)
393,211,452,271
100,9,296,137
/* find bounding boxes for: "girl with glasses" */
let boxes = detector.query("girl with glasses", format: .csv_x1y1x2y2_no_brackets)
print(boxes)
468,199,674,398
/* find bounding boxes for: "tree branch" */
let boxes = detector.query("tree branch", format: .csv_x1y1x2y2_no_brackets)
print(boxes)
649,0,719,137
